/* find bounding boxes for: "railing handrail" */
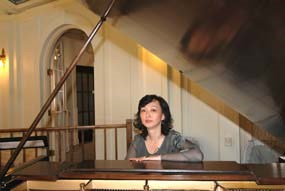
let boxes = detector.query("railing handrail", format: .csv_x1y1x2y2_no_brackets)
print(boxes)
0,119,133,166
0,123,131,133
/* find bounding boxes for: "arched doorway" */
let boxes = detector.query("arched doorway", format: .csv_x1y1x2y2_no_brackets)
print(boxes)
42,28,95,160
47,29,95,129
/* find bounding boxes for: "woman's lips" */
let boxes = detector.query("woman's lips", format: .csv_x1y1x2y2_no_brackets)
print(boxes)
145,119,152,123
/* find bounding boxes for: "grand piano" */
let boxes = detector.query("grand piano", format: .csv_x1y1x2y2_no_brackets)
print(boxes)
12,160,285,190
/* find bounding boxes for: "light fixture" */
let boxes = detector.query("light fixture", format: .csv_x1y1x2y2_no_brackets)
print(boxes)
0,48,7,67
8,0,29,5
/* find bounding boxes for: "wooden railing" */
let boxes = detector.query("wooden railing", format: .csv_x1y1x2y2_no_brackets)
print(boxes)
0,119,133,168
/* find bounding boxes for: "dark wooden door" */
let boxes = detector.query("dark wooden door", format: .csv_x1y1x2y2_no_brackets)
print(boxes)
76,66,94,142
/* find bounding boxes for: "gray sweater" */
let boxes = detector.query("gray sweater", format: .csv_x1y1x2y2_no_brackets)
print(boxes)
125,130,203,162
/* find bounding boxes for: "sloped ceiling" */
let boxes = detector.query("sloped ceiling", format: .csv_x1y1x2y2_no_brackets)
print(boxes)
85,0,285,145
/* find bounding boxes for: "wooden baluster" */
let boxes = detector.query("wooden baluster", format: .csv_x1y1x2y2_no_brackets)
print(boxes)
69,129,71,161
35,131,38,158
47,131,51,159
81,129,85,160
93,128,96,160
115,127,118,160
104,128,107,160
58,131,62,162
22,132,26,163
126,119,133,149
0,147,1,166
10,133,13,163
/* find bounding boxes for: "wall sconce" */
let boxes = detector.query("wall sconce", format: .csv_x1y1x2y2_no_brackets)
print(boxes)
0,48,7,67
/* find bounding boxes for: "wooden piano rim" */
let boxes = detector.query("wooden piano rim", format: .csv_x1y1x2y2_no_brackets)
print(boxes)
13,161,285,185
59,171,256,181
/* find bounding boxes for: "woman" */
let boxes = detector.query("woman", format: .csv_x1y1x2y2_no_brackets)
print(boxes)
126,94,203,162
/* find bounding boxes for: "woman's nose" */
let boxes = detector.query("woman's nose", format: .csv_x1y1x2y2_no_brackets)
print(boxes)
145,111,151,117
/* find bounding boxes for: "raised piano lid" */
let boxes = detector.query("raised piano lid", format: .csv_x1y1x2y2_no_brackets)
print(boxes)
84,0,285,146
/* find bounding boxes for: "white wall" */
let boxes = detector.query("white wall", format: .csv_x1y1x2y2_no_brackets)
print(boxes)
0,0,251,162
0,19,10,129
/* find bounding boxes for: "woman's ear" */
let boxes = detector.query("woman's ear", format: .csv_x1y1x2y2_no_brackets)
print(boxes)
161,114,165,121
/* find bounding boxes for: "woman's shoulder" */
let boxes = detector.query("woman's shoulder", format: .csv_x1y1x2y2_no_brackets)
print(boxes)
168,129,182,137
166,129,184,146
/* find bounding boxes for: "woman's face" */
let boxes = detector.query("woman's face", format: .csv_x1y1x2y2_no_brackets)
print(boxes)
140,100,165,130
